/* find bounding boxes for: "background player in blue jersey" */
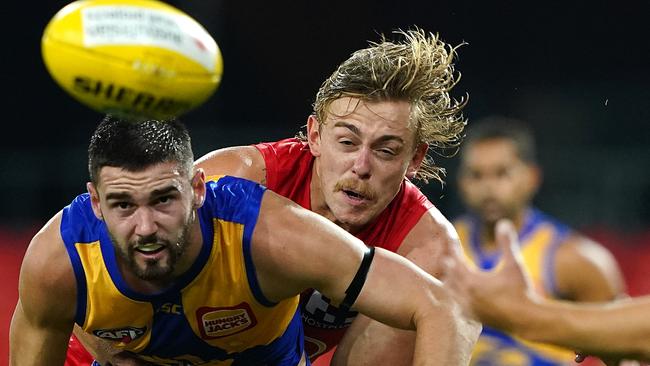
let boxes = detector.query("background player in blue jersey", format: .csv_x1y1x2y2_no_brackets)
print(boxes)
446,219,650,364
9,116,479,366
452,116,626,365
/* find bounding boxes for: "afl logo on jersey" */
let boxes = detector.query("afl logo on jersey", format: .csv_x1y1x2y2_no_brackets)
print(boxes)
93,326,146,344
196,302,257,339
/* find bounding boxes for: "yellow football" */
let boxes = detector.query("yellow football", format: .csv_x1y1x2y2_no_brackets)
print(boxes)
42,0,223,120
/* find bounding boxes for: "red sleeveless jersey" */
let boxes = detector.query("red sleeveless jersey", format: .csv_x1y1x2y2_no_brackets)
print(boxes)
255,138,434,360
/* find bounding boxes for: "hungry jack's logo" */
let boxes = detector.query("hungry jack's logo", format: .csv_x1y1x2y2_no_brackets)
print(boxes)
196,303,257,339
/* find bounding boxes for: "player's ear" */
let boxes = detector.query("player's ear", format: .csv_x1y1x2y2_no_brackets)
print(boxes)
307,115,322,157
191,168,206,209
406,143,429,179
86,182,103,220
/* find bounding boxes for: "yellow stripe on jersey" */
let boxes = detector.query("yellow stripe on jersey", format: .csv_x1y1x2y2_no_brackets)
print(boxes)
455,210,574,365
182,216,298,352
63,175,303,364
77,241,153,353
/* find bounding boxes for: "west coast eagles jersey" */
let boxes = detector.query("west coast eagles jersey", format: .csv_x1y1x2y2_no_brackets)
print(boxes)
455,209,575,366
61,176,305,366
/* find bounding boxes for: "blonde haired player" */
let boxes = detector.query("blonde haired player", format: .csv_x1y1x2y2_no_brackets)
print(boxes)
198,27,470,366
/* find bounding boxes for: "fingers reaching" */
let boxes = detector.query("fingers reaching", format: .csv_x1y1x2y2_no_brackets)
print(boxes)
495,219,525,270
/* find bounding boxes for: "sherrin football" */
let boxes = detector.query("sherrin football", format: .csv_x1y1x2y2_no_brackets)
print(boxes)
42,0,223,119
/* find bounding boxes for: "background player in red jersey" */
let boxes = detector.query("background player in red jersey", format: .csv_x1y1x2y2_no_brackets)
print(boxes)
69,28,471,365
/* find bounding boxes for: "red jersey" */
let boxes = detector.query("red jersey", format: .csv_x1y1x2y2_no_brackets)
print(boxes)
256,138,434,360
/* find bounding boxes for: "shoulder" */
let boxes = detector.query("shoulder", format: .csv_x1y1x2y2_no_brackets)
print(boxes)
556,232,618,276
554,231,625,300
19,211,77,321
195,145,266,184
22,212,73,287
408,205,458,242
255,138,308,157
397,206,460,276
203,176,268,220
555,232,621,276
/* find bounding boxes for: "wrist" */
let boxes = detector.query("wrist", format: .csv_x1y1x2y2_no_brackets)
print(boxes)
509,292,555,342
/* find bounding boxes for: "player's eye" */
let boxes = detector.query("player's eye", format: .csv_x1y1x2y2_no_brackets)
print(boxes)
496,167,509,178
111,201,132,210
156,195,175,205
468,171,482,180
377,148,396,156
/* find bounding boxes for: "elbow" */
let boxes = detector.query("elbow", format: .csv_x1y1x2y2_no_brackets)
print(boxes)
415,285,482,339
411,290,482,364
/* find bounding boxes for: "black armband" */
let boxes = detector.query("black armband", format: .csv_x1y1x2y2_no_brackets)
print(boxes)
336,246,375,321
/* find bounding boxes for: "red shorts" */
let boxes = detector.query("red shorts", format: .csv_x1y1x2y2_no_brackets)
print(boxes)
65,334,95,366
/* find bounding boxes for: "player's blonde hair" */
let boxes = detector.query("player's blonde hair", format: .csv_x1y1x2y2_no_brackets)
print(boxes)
312,28,466,184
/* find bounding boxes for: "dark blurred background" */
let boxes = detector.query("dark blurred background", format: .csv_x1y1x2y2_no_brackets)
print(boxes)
1,0,649,357
2,0,648,230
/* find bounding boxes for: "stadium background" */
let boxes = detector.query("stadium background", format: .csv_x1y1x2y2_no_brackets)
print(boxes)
1,0,648,362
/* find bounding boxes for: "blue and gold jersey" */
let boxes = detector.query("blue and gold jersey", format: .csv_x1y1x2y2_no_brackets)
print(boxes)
455,209,574,366
61,176,305,366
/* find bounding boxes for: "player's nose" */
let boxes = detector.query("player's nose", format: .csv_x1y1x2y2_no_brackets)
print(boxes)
133,207,157,237
351,148,372,179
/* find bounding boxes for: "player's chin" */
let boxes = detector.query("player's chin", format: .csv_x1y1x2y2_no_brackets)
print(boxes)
334,207,376,229
136,261,174,281
478,208,506,225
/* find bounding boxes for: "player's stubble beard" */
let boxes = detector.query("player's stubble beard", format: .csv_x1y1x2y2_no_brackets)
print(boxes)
476,197,518,229
110,211,195,282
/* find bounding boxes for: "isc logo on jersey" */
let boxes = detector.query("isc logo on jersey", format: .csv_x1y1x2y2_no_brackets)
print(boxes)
93,326,146,344
196,303,257,339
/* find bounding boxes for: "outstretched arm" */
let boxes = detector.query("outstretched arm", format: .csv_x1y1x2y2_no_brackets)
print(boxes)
445,219,650,362
253,191,480,366
331,207,462,366
10,213,77,365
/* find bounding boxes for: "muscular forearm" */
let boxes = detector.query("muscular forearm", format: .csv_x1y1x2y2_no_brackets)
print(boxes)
10,334,69,366
332,316,415,366
350,250,480,366
9,303,71,365
10,331,70,365
509,295,650,361
412,300,478,366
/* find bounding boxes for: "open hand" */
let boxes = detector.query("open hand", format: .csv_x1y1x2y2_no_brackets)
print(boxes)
442,219,534,331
